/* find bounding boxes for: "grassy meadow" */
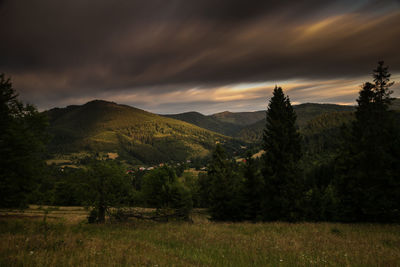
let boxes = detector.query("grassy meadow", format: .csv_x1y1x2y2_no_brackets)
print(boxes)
1,206,400,266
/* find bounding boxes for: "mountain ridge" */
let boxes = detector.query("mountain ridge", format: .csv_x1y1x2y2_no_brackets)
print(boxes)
45,100,239,165
163,102,357,141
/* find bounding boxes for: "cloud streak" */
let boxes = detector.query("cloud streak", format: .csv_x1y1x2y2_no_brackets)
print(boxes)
20,76,399,115
0,0,399,112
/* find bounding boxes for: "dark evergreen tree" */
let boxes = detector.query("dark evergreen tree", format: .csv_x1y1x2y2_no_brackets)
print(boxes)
303,160,338,221
241,152,264,221
373,61,394,106
0,74,48,208
262,86,303,221
208,144,243,221
335,61,400,222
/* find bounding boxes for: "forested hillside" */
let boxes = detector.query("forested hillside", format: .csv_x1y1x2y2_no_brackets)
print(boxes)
164,110,266,137
211,110,266,126
164,111,242,136
167,103,356,142
46,100,237,164
239,100,399,148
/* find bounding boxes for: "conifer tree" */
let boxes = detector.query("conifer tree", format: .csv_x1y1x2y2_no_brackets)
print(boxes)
336,61,400,222
241,152,263,221
0,74,48,208
262,86,303,221
208,144,243,221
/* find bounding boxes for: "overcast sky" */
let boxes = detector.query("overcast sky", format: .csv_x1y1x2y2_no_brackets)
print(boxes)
1,0,399,114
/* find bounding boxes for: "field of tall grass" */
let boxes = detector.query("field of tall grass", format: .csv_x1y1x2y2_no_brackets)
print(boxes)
1,206,399,266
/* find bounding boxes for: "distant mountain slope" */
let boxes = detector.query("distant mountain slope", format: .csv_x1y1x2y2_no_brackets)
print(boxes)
166,103,356,142
301,111,354,155
239,100,400,143
390,98,400,111
46,100,232,164
294,103,355,127
164,111,242,136
237,103,355,142
211,111,265,126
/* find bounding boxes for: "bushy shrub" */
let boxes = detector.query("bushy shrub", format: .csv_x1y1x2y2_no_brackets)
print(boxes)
142,166,193,220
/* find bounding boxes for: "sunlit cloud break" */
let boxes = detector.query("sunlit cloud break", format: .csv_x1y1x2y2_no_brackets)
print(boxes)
25,75,398,115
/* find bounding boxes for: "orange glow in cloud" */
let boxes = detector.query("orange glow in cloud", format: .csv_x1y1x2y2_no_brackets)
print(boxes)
93,74,399,114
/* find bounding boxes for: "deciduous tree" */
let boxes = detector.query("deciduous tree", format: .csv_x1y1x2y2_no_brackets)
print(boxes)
86,159,131,223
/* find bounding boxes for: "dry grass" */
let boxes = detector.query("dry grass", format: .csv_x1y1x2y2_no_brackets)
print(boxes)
1,207,400,266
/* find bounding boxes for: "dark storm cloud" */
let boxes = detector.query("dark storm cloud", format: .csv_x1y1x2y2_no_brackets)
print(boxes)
0,0,399,110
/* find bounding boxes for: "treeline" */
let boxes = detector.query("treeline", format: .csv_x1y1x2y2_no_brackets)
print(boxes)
12,159,194,223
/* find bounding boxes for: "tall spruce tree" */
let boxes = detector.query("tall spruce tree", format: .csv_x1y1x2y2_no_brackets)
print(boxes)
336,61,400,222
262,86,303,221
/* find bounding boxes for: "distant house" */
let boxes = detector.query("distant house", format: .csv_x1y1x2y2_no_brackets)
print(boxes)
126,170,134,174
252,150,266,159
139,167,146,171
147,167,154,171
